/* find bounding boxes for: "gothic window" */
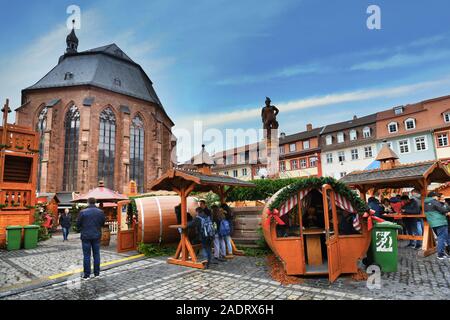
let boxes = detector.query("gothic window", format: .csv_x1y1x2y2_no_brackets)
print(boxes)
98,107,116,189
36,107,48,192
63,105,80,191
130,115,145,193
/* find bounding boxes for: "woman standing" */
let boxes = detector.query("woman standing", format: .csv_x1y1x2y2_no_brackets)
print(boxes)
211,205,226,262
59,208,72,241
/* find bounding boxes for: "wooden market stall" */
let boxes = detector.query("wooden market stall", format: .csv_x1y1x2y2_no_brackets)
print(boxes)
340,144,450,257
36,193,60,229
0,99,39,247
72,181,129,250
261,177,371,282
148,145,255,269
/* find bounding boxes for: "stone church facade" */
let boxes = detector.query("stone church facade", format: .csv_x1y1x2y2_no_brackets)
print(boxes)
15,28,175,194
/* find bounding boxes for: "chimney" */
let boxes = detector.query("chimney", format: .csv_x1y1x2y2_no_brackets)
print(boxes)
280,132,286,139
353,115,357,120
306,124,313,131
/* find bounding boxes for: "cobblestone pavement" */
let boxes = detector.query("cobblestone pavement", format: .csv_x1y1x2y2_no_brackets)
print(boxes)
1,240,449,300
0,234,137,291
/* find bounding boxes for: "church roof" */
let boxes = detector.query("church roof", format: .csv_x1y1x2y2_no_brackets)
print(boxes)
23,43,172,124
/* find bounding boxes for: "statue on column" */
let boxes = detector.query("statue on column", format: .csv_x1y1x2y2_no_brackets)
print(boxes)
261,97,279,140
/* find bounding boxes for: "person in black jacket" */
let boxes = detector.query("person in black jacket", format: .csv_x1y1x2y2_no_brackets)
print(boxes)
76,198,106,279
59,208,72,241
401,195,421,249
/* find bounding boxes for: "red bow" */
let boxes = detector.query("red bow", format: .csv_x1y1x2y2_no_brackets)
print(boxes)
265,208,285,227
363,209,385,231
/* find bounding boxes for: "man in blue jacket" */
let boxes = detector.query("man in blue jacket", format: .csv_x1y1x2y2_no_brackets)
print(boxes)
77,197,106,279
424,192,450,260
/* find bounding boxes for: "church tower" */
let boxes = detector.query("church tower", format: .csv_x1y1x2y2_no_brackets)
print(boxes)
66,20,79,54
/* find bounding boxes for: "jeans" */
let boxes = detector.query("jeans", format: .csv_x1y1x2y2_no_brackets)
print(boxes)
416,219,423,247
82,239,100,277
405,219,419,246
200,239,212,264
224,235,233,255
433,225,450,257
62,227,70,240
213,234,226,258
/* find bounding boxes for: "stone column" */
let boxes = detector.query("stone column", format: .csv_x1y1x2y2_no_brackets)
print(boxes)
79,105,91,193
40,107,53,193
120,111,131,194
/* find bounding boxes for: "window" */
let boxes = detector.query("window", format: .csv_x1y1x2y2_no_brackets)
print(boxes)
226,155,233,165
224,171,229,176
279,146,285,155
280,161,286,172
338,151,345,163
394,106,404,115
289,143,296,152
63,105,80,191
414,136,427,151
303,140,310,149
340,172,347,178
337,132,344,143
326,153,333,164
405,118,416,130
98,107,116,189
437,133,449,147
290,160,298,170
363,127,371,138
388,122,398,133
130,115,145,193
364,146,373,158
242,168,248,176
233,170,238,178
443,112,450,123
113,78,121,86
300,158,307,168
36,107,48,192
398,139,410,154
64,72,74,80
309,157,318,167
349,130,357,141
326,135,332,145
351,149,359,160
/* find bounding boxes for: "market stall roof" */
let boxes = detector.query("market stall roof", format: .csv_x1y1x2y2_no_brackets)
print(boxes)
71,181,128,203
56,192,75,209
149,169,255,193
340,160,450,189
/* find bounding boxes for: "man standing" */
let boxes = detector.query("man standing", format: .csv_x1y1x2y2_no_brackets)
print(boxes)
77,198,106,279
424,192,450,260
198,200,212,217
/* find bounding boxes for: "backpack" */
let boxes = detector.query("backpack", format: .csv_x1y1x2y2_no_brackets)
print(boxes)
219,219,231,237
198,215,215,240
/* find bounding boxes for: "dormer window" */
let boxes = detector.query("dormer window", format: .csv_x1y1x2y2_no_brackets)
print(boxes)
64,72,74,80
363,127,371,138
326,135,332,145
289,143,296,152
443,112,450,123
405,118,416,130
303,140,310,149
394,106,404,115
388,122,398,134
349,129,357,141
337,132,344,143
113,78,121,86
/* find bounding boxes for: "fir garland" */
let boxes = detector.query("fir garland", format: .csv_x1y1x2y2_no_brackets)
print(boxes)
267,176,368,214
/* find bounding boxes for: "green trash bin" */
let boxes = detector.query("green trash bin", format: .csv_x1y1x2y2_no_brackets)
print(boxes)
23,225,40,249
6,226,23,251
370,221,402,272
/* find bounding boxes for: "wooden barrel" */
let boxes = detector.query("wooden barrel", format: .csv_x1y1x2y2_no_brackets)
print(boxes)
101,226,111,246
232,206,264,247
135,196,198,244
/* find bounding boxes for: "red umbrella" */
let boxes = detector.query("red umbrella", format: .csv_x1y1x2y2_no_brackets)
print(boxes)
71,181,128,203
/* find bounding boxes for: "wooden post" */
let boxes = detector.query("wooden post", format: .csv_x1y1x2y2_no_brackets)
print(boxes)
0,99,10,184
419,178,436,257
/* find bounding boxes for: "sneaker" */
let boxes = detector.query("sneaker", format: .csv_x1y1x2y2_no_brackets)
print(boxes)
437,255,446,260
414,245,422,250
82,276,90,280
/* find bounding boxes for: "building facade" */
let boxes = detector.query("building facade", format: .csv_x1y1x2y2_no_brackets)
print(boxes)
320,114,377,179
15,29,175,194
278,124,322,178
376,102,437,165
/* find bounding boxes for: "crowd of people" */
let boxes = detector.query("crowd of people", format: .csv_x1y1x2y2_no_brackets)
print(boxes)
184,200,235,269
368,189,450,260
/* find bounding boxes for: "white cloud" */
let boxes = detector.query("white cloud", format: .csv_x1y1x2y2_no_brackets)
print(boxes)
177,76,450,128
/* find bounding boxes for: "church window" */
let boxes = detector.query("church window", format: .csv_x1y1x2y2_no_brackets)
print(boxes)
63,105,80,191
98,107,116,188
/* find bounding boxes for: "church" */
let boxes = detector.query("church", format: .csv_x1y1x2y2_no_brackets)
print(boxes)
14,27,176,194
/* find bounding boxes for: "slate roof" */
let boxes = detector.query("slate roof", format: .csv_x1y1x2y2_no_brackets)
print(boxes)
24,44,171,123
340,161,450,188
279,127,322,145
321,114,376,134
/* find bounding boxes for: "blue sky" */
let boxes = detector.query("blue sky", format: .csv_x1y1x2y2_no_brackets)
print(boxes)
2,0,450,160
